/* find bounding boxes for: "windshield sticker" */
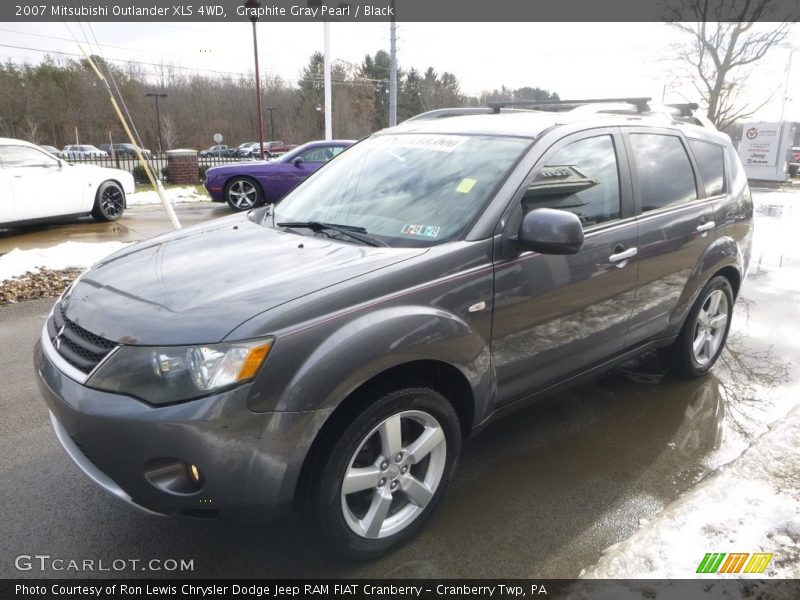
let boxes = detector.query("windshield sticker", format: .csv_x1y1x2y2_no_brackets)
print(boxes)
456,178,477,193
376,134,468,153
402,224,441,238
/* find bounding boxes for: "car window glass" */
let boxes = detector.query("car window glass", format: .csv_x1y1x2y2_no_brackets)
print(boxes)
522,135,621,228
275,134,530,247
631,133,697,212
0,145,58,168
689,139,725,196
301,147,335,163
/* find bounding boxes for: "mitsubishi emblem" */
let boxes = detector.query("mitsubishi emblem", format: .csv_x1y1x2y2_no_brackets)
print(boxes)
54,325,66,350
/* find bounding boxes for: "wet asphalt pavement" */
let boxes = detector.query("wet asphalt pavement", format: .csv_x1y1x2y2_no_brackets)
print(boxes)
0,191,798,578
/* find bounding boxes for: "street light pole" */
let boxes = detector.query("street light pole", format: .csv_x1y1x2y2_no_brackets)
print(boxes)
266,107,275,140
245,0,266,160
145,92,167,154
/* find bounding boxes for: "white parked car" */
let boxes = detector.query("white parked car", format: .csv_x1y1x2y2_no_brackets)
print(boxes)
62,144,108,159
0,138,134,226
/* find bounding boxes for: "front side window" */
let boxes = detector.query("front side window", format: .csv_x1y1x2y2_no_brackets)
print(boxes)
301,146,343,163
522,135,621,227
273,133,531,247
630,133,697,212
0,145,58,168
689,139,725,197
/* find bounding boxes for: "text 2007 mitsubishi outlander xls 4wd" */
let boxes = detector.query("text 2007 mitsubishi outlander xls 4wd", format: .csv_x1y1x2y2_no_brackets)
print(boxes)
36,99,752,559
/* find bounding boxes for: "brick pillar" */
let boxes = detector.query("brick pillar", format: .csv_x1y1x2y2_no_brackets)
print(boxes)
166,149,199,185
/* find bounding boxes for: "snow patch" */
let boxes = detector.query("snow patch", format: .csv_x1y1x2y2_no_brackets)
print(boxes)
0,241,130,283
127,185,209,206
582,407,800,579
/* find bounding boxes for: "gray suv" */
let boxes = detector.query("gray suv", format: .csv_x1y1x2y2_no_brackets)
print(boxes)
35,98,752,559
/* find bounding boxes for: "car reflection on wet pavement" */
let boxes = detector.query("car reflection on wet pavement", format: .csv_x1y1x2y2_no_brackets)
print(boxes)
0,190,798,578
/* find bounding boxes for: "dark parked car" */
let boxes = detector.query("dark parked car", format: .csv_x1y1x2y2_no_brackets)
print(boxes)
204,140,355,211
98,143,152,159
36,99,752,559
199,144,230,158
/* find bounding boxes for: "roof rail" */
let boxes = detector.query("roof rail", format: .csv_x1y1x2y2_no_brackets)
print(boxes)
648,102,716,130
488,97,652,114
403,107,494,123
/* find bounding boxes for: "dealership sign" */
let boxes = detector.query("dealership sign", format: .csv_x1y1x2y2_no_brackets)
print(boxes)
740,123,780,167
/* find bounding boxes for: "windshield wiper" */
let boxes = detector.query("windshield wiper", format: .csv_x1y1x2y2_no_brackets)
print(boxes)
277,221,389,247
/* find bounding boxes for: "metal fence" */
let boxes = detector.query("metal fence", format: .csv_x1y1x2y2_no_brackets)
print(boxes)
64,153,280,183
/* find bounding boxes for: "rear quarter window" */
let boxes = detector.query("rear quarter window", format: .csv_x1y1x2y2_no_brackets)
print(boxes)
689,139,726,196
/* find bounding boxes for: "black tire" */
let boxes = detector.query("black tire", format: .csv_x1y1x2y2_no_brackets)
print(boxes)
308,386,461,560
660,275,734,377
224,176,263,211
91,180,125,222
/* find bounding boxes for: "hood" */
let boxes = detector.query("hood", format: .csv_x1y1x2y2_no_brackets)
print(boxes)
61,216,426,345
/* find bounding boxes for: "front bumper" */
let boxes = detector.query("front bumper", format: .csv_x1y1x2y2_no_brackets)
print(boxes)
35,329,330,517
202,179,224,202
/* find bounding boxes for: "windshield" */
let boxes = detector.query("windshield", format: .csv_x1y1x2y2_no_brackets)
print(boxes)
273,133,530,247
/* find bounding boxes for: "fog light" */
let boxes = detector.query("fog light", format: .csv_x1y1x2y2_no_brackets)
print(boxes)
144,458,204,495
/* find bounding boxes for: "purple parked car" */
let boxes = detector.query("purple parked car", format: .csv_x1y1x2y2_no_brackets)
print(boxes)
204,139,356,211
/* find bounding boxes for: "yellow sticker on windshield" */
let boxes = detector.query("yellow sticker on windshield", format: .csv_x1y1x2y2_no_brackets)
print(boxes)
456,178,477,193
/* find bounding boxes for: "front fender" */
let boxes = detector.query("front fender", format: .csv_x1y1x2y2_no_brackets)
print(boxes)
254,305,491,415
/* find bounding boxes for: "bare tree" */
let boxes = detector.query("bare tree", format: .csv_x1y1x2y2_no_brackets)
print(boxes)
670,0,794,130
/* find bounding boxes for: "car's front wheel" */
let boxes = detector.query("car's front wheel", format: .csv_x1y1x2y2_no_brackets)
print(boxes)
660,275,734,377
91,181,125,222
224,177,263,211
309,386,461,560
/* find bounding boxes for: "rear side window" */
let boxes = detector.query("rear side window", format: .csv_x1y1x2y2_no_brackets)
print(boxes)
689,139,725,196
523,135,621,227
630,134,697,212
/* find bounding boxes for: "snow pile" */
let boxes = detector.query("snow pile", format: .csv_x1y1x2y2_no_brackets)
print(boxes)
0,241,129,283
581,406,800,579
127,185,209,206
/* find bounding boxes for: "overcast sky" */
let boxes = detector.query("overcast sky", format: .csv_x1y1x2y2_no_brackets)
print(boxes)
1,21,798,122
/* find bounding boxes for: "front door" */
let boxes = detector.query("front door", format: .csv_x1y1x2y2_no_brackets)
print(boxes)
492,129,640,406
0,145,84,221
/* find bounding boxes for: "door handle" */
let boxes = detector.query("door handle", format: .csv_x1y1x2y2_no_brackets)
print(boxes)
609,247,637,263
696,221,715,234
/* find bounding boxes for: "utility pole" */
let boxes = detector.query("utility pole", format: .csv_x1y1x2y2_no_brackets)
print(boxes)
145,92,167,154
324,20,332,140
245,0,266,159
779,48,795,124
266,107,275,140
389,0,397,126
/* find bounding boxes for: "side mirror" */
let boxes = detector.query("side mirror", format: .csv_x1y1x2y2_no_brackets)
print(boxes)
516,208,584,255
293,156,304,167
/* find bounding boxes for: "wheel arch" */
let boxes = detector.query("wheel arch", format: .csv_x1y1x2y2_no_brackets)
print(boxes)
293,358,475,508
100,178,128,209
224,174,266,203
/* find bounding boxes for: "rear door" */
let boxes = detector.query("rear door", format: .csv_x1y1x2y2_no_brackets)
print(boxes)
622,128,716,345
491,128,640,405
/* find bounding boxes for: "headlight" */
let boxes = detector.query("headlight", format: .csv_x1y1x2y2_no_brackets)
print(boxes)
87,338,273,405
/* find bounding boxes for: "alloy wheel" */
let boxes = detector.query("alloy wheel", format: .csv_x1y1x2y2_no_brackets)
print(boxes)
100,185,124,219
227,179,259,210
692,289,729,366
340,410,447,539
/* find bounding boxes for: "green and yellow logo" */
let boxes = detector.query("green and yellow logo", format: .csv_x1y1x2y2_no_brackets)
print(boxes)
696,552,773,574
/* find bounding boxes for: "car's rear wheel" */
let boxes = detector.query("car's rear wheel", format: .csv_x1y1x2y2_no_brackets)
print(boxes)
660,275,734,377
224,177,263,211
91,181,125,222
309,386,461,560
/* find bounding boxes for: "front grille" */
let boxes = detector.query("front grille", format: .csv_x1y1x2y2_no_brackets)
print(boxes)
47,302,117,374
